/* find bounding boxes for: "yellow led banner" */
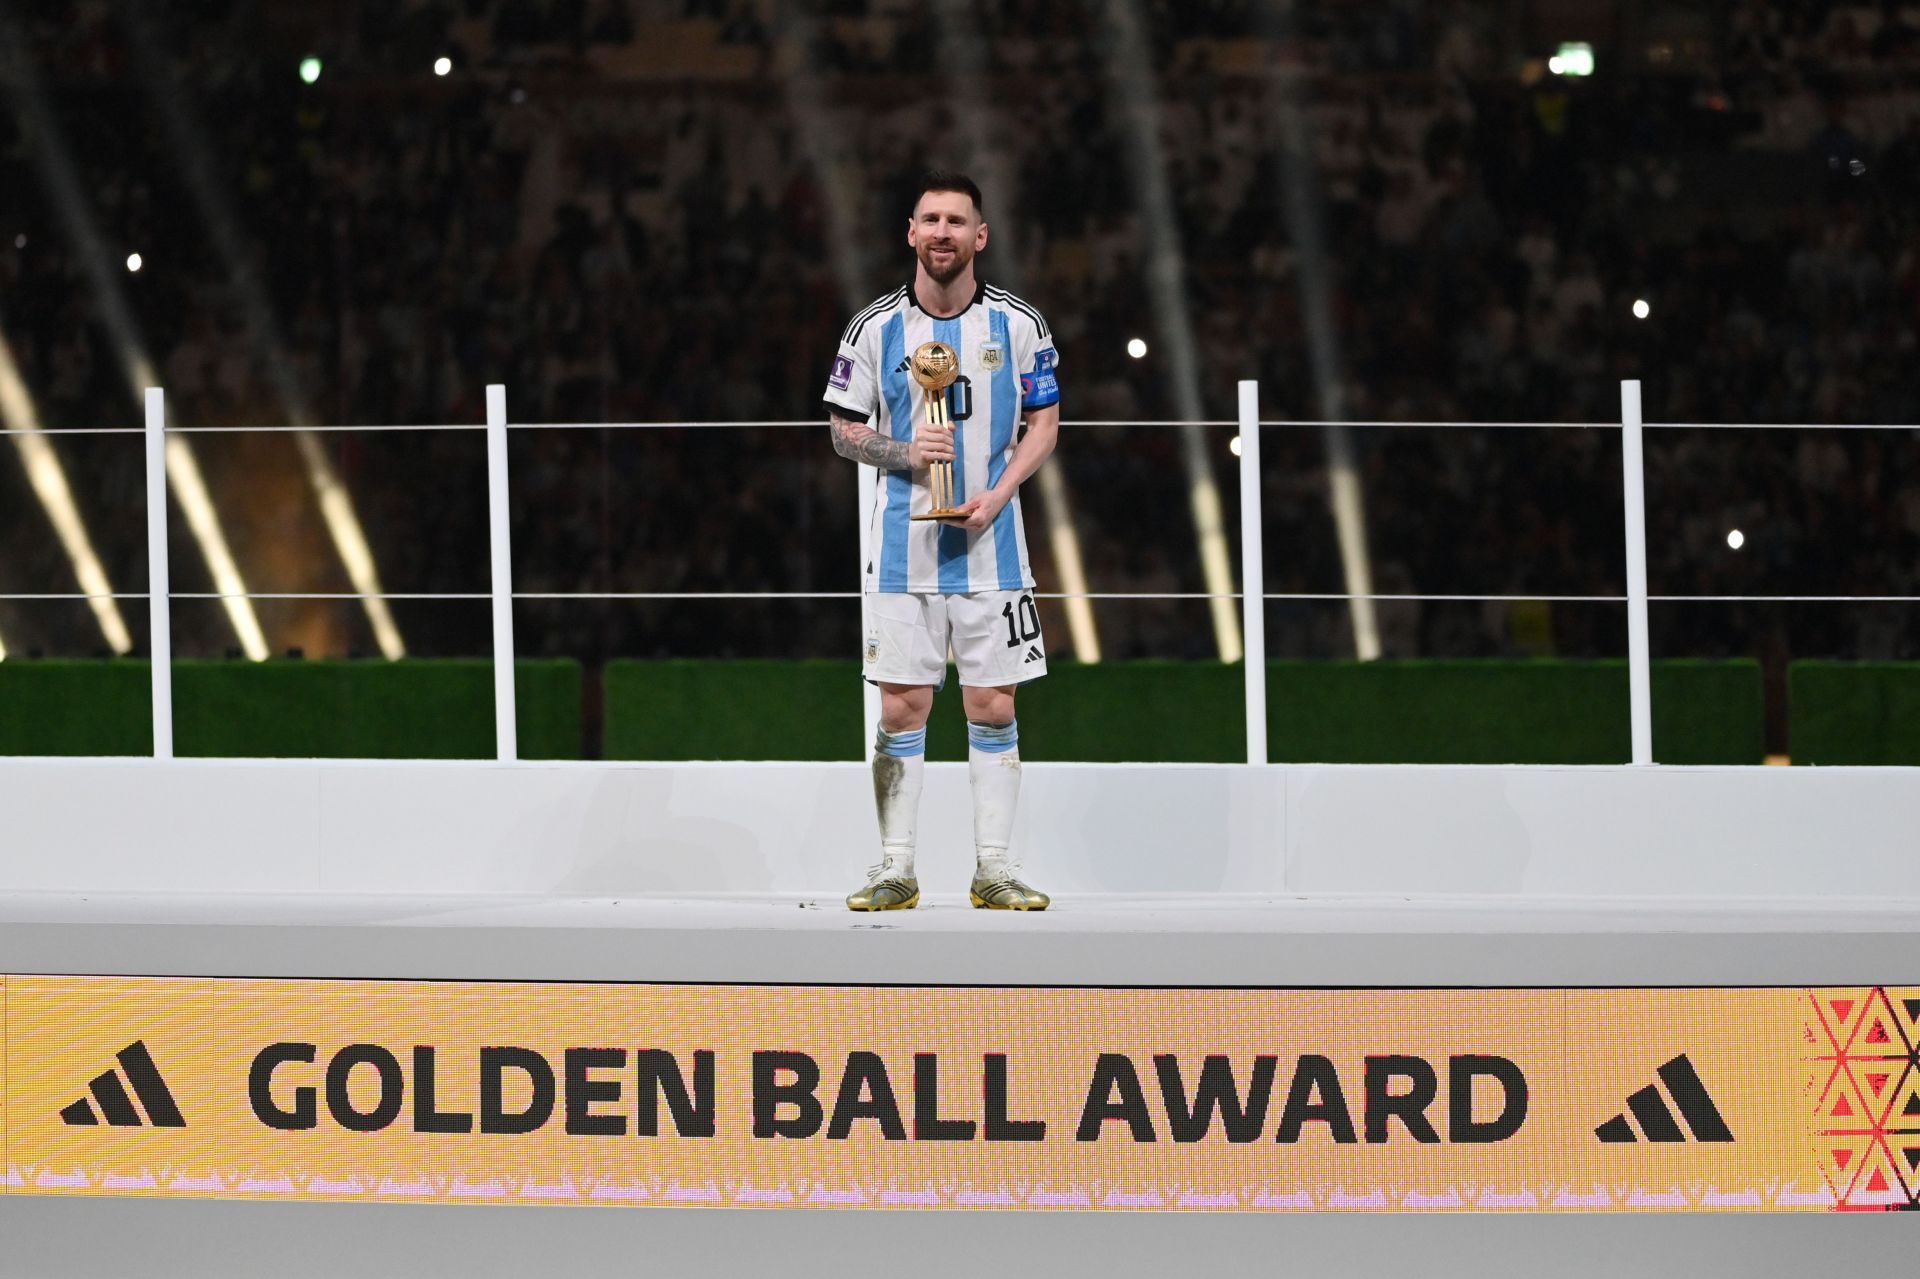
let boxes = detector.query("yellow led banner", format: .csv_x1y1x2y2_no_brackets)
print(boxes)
1,978,1915,1211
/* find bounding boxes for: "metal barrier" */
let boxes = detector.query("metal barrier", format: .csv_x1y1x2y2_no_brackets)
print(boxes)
9,379,1920,764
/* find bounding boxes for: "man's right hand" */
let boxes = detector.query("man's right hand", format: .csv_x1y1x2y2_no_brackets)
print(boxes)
909,422,955,470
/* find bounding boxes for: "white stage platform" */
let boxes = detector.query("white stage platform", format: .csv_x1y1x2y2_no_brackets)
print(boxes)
2,757,1915,1274
2,755,1914,985
2,890,1917,986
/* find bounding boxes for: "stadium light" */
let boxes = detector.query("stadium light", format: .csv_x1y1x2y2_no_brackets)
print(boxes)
118,2,410,661
1549,42,1594,77
1100,0,1243,662
1632,298,1650,319
0,327,135,655
12,233,22,248
1727,529,1745,550
0,19,271,661
1126,338,1148,359
1257,2,1381,661
299,57,322,85
1229,435,1242,458
433,57,452,77
125,252,142,273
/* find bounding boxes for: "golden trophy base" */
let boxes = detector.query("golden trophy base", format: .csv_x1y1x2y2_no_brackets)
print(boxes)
911,510,966,522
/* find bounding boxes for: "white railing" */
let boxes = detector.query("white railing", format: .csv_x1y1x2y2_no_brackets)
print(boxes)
10,378,1911,765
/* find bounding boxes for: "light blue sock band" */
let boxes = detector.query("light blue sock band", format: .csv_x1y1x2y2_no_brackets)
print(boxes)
967,719,1019,754
876,727,926,758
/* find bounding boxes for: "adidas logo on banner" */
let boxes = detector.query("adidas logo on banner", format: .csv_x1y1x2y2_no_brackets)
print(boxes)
60,1040,186,1129
1595,1053,1732,1144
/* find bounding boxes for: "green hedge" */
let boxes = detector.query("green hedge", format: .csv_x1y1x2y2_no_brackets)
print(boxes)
0,656,1769,763
602,658,1764,764
0,659,580,759
1789,661,1920,764
1266,659,1763,765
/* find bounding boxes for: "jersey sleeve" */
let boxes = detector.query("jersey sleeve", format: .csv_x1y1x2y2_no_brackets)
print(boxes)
822,329,879,423
1017,312,1061,410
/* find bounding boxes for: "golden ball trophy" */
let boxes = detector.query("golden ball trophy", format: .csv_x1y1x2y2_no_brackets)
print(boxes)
908,340,963,520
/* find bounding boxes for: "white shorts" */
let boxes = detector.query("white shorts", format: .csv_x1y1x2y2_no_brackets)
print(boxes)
863,589,1049,689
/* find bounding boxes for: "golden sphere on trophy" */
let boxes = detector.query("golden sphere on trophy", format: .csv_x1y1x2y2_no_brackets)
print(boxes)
909,340,960,391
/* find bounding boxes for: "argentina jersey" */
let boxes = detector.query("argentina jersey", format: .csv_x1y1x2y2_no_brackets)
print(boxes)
822,282,1061,595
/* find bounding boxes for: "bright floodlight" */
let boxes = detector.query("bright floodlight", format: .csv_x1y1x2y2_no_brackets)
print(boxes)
1228,435,1242,458
299,57,322,85
434,56,452,76
1727,529,1745,550
1126,337,1148,359
125,253,142,272
1551,42,1594,76
1632,298,1650,319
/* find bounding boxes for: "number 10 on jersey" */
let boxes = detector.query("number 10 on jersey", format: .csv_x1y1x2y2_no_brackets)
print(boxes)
908,340,964,520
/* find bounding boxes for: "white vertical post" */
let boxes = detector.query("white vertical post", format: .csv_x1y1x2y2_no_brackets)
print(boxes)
144,387,173,760
1237,380,1267,764
486,385,518,762
1620,379,1653,765
858,462,880,759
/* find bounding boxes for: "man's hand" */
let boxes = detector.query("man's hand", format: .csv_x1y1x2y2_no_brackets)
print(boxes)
938,487,1010,533
910,421,954,470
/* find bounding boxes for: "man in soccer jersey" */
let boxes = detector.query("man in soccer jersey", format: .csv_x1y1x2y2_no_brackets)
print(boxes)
822,171,1061,912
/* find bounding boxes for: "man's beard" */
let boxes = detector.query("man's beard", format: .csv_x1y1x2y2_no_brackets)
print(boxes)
919,242,968,284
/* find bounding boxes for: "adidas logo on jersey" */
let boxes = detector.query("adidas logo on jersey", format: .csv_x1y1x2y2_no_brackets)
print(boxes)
893,357,911,374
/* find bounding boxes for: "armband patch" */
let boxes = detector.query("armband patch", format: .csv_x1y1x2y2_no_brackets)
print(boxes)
1022,348,1060,406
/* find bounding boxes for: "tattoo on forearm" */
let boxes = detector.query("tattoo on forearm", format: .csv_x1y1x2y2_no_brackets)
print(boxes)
829,414,912,470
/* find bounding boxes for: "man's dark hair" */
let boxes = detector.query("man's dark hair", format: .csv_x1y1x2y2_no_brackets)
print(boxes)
915,170,984,219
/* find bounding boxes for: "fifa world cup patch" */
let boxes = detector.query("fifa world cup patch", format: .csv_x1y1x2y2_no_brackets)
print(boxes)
829,355,854,390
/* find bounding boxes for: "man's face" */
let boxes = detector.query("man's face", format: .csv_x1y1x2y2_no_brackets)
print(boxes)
907,190,988,285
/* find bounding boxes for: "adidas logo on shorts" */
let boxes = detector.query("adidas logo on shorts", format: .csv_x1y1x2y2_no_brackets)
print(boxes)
1024,646,1043,663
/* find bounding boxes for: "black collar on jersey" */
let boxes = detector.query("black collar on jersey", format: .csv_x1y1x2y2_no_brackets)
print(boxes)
906,277,986,320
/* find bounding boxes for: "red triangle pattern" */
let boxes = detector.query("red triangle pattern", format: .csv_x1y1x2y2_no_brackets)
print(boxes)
1817,1131,1874,1202
1811,988,1872,1057
1855,992,1906,1058
1812,987,1920,1209
1842,1138,1911,1209
1818,1061,1872,1131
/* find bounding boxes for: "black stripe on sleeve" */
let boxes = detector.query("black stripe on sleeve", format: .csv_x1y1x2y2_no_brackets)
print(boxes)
841,287,905,345
824,399,871,424
986,288,1051,341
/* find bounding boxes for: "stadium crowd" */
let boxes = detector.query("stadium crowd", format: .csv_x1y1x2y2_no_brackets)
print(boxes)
4,0,1920,699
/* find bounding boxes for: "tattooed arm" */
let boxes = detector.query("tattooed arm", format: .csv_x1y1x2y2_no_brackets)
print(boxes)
828,410,950,471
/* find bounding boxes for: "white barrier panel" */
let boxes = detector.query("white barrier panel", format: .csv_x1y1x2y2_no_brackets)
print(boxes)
2,759,1916,901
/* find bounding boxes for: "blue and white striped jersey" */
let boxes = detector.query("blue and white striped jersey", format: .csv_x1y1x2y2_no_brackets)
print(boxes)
823,282,1061,595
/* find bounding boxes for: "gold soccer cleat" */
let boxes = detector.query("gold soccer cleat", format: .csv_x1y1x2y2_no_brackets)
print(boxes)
969,866,1049,911
847,862,920,911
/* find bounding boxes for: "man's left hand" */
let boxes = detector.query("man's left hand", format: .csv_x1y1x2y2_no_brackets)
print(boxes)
938,489,1009,533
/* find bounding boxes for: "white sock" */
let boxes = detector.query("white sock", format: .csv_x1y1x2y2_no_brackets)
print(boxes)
873,727,925,873
967,720,1020,873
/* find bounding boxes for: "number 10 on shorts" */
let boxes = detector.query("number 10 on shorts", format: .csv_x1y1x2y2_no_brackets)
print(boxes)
1001,593,1041,649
